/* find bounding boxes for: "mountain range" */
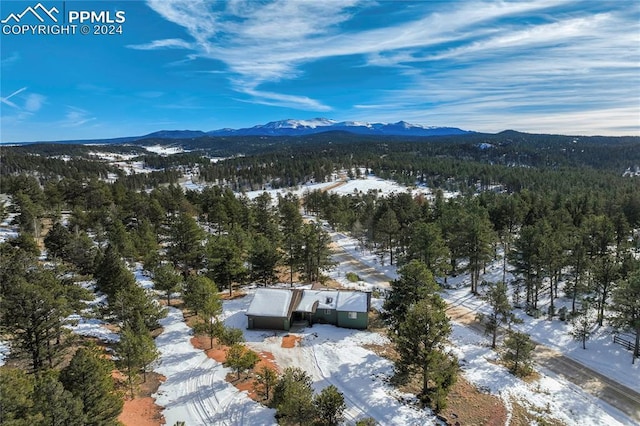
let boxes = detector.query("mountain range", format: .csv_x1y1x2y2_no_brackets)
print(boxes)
142,118,471,139
4,118,472,145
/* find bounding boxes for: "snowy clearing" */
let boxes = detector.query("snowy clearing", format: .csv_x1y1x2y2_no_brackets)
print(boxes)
222,290,440,425
152,307,275,426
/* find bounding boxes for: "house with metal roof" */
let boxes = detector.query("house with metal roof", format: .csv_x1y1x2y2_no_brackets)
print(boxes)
245,288,370,331
245,288,302,331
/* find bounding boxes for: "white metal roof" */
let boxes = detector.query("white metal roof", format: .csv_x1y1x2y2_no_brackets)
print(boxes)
296,290,339,312
335,291,368,313
246,288,293,317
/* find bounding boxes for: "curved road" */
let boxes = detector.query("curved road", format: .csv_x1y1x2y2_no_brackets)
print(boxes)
330,237,640,423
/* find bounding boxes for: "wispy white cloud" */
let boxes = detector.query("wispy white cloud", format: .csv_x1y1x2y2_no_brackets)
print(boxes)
62,107,96,127
139,0,639,134
128,38,194,50
1,52,20,67
1,88,46,124
236,86,332,111
24,94,45,112
137,91,165,99
143,0,365,109
1,87,27,109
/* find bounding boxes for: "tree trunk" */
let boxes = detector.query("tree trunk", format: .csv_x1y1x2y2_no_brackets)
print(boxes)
491,324,498,349
422,366,429,397
572,257,583,313
634,325,640,365
549,277,555,320
598,290,606,327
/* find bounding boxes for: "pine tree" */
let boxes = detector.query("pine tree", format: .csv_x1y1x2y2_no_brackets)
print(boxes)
183,274,212,316
502,331,536,377
153,263,183,306
461,206,495,295
406,221,450,277
393,295,457,409
254,365,278,400
60,346,123,426
249,235,281,286
206,234,246,296
296,222,334,283
191,276,222,348
112,282,166,331
477,281,519,348
0,367,38,425
610,270,640,363
224,344,260,380
570,300,595,350
272,367,316,425
166,212,205,276
33,369,84,426
278,193,303,286
94,244,135,301
382,260,439,331
374,207,400,265
591,253,620,326
117,316,159,397
314,385,346,426
0,268,71,372
44,222,72,261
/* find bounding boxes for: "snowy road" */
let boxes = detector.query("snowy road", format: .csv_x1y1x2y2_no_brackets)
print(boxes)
446,301,640,423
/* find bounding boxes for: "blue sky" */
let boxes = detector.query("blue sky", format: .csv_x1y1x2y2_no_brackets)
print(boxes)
1,0,639,142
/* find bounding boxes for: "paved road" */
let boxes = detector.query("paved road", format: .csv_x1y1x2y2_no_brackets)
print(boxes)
331,239,640,423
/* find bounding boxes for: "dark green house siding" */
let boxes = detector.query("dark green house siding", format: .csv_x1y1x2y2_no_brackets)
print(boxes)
311,308,338,325
247,316,290,331
336,311,368,329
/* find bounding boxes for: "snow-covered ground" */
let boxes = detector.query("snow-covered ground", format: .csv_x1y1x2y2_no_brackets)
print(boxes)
327,226,637,425
0,212,19,243
144,145,186,156
153,307,275,426
223,291,440,425
65,280,119,343
181,170,458,203
444,272,640,394
0,341,9,367
450,323,629,426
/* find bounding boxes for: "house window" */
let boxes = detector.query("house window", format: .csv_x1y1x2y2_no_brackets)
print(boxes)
348,312,357,319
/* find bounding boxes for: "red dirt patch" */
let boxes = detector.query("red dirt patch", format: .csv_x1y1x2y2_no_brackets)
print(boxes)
190,336,228,363
232,375,259,399
256,351,279,372
116,371,166,426
441,377,507,426
281,334,302,348
119,397,165,426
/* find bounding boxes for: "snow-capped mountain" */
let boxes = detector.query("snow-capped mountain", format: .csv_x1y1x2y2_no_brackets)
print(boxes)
207,118,471,137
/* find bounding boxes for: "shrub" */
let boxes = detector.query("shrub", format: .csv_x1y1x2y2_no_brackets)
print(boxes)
346,272,360,282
